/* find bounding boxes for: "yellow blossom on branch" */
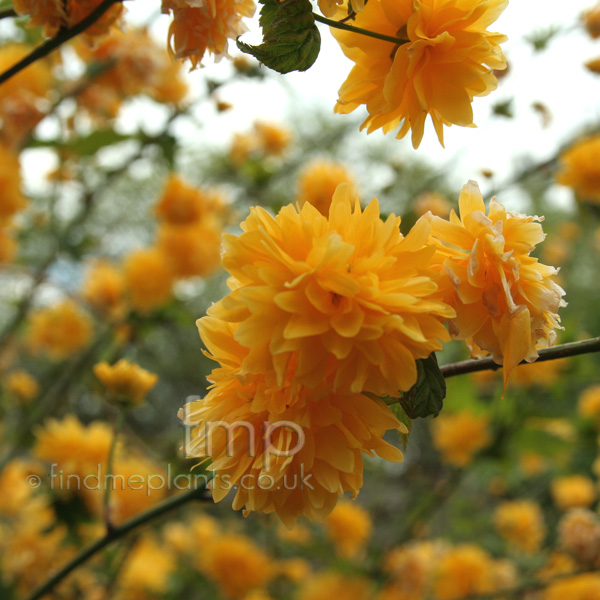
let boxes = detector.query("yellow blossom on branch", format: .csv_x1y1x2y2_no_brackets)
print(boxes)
210,183,453,396
4,370,39,402
426,180,565,389
162,0,256,69
431,411,490,467
556,134,600,203
93,359,158,406
182,316,406,525
494,500,546,554
325,500,372,558
332,0,508,148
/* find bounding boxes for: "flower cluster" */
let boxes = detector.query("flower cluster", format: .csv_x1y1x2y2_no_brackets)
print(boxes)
331,0,508,148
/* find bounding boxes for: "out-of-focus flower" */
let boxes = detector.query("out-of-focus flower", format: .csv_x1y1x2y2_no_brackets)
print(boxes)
542,237,570,266
27,300,93,360
34,415,113,476
431,411,491,467
583,3,600,38
157,220,223,279
182,317,406,526
82,259,126,319
277,523,311,545
162,0,256,69
494,500,546,554
552,475,597,510
509,357,568,388
433,545,496,600
426,180,565,390
519,452,548,477
556,134,600,202
325,500,372,558
538,552,577,582
332,0,507,148
0,227,16,263
0,44,52,145
74,28,188,120
558,508,600,565
383,540,445,600
93,359,158,406
296,572,373,600
578,384,600,421
210,184,453,396
4,370,39,402
155,174,226,225
119,535,176,596
199,533,273,599
0,145,26,223
254,121,292,156
414,192,452,218
14,0,123,39
276,558,311,582
544,573,600,600
296,160,355,216
585,56,600,74
230,132,257,164
123,247,174,313
164,514,219,556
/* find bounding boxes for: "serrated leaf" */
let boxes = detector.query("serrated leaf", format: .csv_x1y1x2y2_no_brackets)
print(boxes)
399,354,446,419
236,0,321,74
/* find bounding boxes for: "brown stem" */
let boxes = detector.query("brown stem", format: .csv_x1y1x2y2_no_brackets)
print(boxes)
440,337,600,379
0,0,123,87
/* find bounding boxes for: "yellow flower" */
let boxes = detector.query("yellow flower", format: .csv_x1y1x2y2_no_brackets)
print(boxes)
0,227,16,263
318,0,364,18
583,3,600,39
296,572,373,600
578,384,600,420
211,183,453,396
4,370,39,402
296,160,355,216
558,508,600,565
14,0,123,39
182,316,406,526
74,28,188,120
123,247,174,313
254,121,292,156
585,56,600,74
230,132,258,165
276,558,311,582
81,259,126,319
27,300,93,359
157,220,223,279
93,359,158,406
414,192,452,218
519,452,548,478
433,545,496,600
332,0,507,148
200,533,273,599
426,180,565,389
120,535,175,595
163,0,256,69
544,574,600,600
164,514,220,555
431,411,490,467
325,500,372,558
552,475,597,511
494,500,546,554
556,134,600,202
34,415,113,476
277,523,311,544
383,540,445,600
155,174,225,225
0,145,26,223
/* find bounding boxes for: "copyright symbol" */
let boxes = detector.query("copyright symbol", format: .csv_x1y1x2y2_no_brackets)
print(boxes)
26,474,41,488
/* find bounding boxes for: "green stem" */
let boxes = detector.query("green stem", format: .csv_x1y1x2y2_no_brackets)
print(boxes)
0,0,123,87
103,409,125,532
26,481,212,600
440,336,600,379
313,13,409,46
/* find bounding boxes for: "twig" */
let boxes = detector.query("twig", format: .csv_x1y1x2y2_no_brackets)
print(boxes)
0,0,123,87
26,481,213,600
313,13,408,46
440,337,600,379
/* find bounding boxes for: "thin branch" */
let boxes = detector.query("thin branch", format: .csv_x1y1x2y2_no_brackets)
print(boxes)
440,337,600,379
0,0,123,87
313,13,408,46
103,409,125,533
26,481,212,600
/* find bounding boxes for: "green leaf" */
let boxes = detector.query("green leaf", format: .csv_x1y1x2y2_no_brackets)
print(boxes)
29,129,133,155
399,354,446,419
492,99,514,119
236,0,321,74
